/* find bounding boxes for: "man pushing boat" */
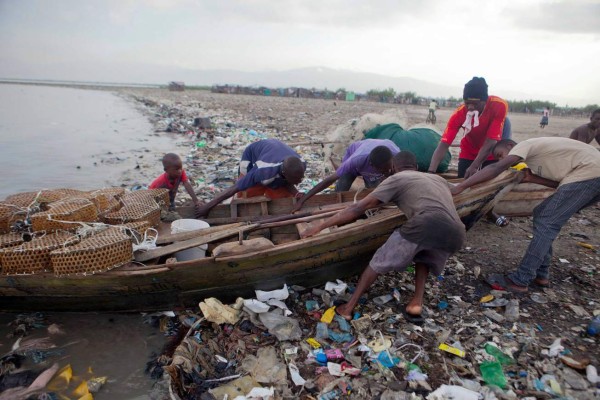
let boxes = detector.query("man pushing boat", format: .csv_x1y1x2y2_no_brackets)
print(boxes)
301,151,466,323
451,137,600,293
291,139,399,213
195,139,306,217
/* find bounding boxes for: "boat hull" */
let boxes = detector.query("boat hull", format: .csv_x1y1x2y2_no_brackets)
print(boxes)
0,171,520,312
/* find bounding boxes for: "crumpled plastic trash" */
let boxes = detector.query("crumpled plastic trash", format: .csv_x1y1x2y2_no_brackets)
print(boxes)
243,299,270,314
233,386,275,400
241,347,287,384
255,284,289,302
208,376,260,400
258,310,302,341
426,384,483,400
542,338,564,357
199,298,241,325
266,299,292,316
288,363,306,386
586,365,599,384
407,370,428,381
324,279,347,294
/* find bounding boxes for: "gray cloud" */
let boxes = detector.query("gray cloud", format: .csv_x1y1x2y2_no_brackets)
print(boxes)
507,1,600,34
198,0,433,28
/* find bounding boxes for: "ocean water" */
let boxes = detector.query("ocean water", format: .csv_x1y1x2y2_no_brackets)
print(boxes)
0,84,174,199
0,84,171,399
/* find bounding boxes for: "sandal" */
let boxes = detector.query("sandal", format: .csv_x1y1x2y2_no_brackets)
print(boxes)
401,308,428,324
485,273,528,293
533,277,550,288
495,216,509,227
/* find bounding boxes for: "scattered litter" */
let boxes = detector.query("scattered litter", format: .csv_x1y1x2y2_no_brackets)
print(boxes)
530,293,549,304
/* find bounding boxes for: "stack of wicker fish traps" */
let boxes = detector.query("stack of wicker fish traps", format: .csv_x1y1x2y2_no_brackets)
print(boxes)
0,231,80,274
51,227,133,276
0,187,169,276
103,189,163,228
30,198,99,232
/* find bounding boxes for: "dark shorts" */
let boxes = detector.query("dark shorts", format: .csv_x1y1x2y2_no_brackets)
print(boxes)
457,159,498,178
369,230,451,275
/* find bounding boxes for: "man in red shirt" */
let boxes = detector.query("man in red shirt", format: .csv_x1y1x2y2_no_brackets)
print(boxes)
428,77,509,179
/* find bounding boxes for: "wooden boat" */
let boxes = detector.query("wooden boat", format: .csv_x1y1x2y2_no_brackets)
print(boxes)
444,174,555,217
494,183,554,217
0,171,521,312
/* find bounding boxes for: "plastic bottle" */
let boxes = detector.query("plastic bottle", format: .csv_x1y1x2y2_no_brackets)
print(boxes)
319,389,342,400
587,315,600,336
505,299,520,322
484,343,514,365
480,361,507,389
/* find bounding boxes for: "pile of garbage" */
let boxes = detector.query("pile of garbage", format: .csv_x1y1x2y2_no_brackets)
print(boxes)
124,91,410,209
151,270,600,400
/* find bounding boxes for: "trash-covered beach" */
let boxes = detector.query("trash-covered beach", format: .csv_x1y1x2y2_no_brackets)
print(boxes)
111,89,599,399
1,87,598,399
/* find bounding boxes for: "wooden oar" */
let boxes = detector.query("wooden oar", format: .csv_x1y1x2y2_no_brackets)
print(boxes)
135,223,259,262
156,222,244,245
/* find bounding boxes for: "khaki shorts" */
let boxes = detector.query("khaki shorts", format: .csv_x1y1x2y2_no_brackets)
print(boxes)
369,230,451,275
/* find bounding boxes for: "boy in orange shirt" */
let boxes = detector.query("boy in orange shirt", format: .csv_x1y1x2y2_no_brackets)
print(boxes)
149,153,202,211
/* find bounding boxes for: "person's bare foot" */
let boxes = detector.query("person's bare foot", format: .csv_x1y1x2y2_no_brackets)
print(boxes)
405,300,422,316
335,303,353,321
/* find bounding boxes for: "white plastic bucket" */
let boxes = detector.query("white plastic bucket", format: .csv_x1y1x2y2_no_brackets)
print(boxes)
171,219,210,262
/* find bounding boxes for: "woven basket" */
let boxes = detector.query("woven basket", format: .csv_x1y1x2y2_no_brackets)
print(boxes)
53,188,88,197
3,190,72,208
87,192,122,215
121,189,169,210
123,220,154,235
0,203,26,234
0,232,25,249
51,228,133,276
0,231,79,275
103,201,160,227
31,198,99,233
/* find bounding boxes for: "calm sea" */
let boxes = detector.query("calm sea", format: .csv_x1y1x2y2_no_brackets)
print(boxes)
0,84,174,199
0,84,171,399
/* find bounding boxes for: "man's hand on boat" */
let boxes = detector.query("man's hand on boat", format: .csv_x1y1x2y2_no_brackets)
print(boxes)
520,168,534,183
195,203,211,218
291,194,306,214
450,184,464,196
300,224,322,238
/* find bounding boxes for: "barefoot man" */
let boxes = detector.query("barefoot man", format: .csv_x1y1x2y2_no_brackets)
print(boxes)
301,151,466,322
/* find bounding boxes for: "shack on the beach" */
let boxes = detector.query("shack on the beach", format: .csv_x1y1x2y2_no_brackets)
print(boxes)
168,81,185,91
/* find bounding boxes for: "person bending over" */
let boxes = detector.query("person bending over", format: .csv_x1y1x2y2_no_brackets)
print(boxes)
570,109,600,145
302,151,466,323
195,139,305,217
451,138,600,292
149,153,202,211
292,139,399,213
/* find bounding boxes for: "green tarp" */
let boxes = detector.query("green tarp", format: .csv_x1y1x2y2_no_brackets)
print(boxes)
364,123,451,173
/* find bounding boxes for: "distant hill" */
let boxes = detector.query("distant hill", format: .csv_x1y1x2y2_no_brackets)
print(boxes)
0,60,593,106
185,67,462,97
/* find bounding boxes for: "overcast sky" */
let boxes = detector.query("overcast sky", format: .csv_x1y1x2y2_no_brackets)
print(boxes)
1,0,598,106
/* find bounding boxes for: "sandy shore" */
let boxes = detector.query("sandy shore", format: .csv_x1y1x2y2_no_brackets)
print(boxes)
111,89,600,394
115,88,592,205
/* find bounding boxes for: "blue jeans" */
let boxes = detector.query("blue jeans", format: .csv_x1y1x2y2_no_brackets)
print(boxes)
508,177,600,286
502,117,512,140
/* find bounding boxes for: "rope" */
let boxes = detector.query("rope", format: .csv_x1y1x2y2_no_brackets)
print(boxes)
132,228,158,252
353,187,365,203
398,343,424,364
